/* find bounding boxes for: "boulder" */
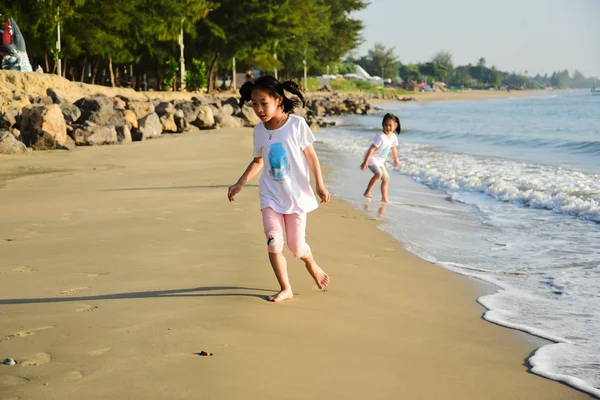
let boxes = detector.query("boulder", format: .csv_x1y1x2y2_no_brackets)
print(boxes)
239,105,261,126
217,115,244,128
132,113,162,141
71,124,118,146
128,101,155,119
160,114,178,133
191,105,215,129
0,131,28,154
20,104,68,150
75,96,124,127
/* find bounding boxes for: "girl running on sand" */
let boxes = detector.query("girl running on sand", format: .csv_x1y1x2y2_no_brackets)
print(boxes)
360,113,401,203
227,75,330,302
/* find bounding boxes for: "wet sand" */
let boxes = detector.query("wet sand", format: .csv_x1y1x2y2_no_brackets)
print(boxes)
0,129,591,399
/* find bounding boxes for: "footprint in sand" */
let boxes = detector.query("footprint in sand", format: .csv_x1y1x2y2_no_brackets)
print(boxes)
14,228,40,239
88,348,111,356
0,326,54,343
13,266,35,273
21,352,51,366
77,272,109,278
60,287,89,296
76,303,97,312
0,266,35,275
1,375,30,386
65,371,83,381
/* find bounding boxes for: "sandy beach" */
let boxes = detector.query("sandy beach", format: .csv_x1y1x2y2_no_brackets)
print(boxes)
0,126,592,399
368,89,547,104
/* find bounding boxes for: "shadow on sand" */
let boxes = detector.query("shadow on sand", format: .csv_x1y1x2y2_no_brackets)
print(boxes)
0,286,277,305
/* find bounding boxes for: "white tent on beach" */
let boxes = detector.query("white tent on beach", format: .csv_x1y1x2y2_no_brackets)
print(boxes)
344,64,384,85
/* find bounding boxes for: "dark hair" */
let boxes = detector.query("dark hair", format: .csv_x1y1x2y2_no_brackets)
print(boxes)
239,75,306,113
382,113,401,134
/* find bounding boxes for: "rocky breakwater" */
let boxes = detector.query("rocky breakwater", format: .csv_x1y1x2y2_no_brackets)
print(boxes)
0,88,372,155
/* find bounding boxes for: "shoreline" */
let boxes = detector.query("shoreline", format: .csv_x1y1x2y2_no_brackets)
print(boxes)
0,129,592,399
368,89,549,104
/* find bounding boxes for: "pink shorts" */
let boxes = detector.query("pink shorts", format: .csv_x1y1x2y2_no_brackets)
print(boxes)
261,207,311,258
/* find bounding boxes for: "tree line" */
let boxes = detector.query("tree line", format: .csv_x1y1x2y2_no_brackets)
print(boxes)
344,44,598,90
0,0,367,91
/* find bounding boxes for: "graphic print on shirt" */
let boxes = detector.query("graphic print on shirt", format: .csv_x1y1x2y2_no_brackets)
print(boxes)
268,142,289,181
381,145,390,158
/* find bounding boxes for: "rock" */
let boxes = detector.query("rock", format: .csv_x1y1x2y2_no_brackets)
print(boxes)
123,110,138,129
0,131,28,154
113,97,127,111
46,88,67,105
174,100,202,123
220,103,235,117
75,96,124,127
12,90,31,107
2,357,17,365
116,124,132,143
191,105,215,129
160,114,178,133
20,104,68,150
0,110,18,130
132,113,162,141
60,103,81,124
217,115,244,128
71,124,118,146
154,101,176,117
128,101,155,119
239,105,260,126
174,110,187,132
34,95,54,106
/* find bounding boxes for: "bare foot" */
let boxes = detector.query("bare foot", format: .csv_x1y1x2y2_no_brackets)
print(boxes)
364,192,372,199
268,288,294,302
381,198,390,204
305,262,330,290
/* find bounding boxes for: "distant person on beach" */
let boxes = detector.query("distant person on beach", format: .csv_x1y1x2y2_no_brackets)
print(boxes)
227,75,331,302
245,69,254,81
360,113,401,203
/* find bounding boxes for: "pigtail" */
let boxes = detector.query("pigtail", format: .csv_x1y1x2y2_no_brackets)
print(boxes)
279,80,306,112
238,81,254,108
394,115,402,134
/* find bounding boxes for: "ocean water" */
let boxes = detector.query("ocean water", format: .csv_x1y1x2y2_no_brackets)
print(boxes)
316,90,600,398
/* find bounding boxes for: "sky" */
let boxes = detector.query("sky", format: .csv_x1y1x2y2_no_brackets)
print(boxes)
352,0,600,78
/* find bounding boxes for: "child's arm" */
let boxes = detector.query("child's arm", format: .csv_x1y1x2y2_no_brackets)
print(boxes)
227,157,263,202
360,144,377,170
391,146,400,167
303,144,331,203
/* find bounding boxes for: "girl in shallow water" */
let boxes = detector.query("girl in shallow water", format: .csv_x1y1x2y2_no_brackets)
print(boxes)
227,75,330,302
360,113,401,203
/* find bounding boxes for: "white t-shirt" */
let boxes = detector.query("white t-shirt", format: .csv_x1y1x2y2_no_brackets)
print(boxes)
253,114,319,214
366,132,399,167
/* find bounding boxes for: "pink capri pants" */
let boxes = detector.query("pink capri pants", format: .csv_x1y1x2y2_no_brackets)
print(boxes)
261,207,311,258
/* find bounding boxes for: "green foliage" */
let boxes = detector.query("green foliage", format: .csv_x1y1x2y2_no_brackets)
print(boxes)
398,64,421,82
331,59,357,75
185,58,207,91
162,59,179,90
351,43,400,78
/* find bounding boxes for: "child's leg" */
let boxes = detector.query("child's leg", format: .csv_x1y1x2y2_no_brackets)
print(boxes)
262,207,293,302
364,165,383,199
380,166,390,203
284,213,329,290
